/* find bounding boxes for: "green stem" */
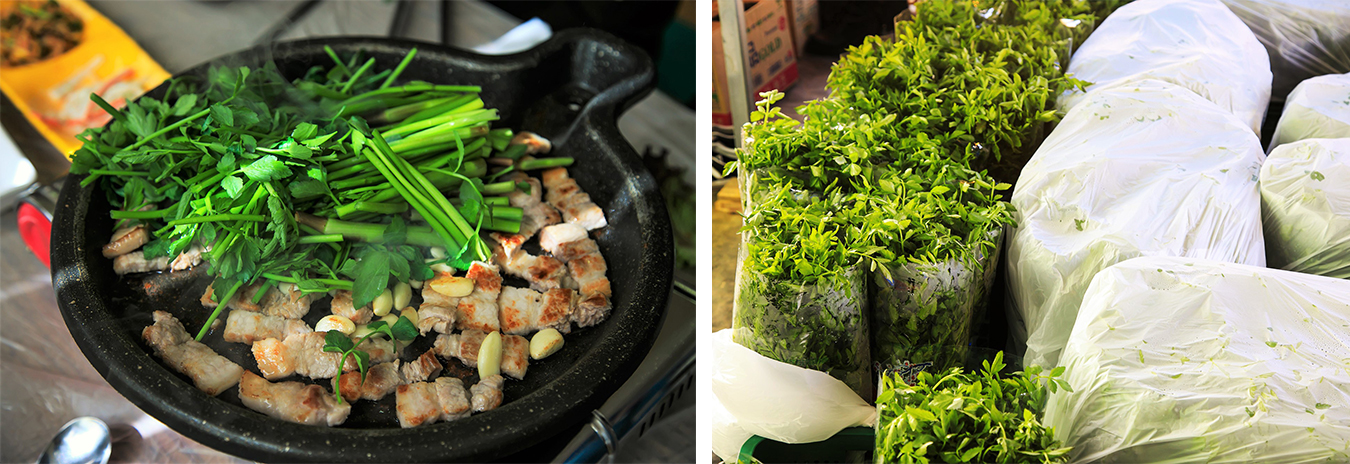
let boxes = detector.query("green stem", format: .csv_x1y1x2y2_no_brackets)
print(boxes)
123,109,212,153
479,180,517,196
298,234,345,244
340,58,376,95
109,209,172,220
195,279,243,341
518,157,574,171
380,48,417,90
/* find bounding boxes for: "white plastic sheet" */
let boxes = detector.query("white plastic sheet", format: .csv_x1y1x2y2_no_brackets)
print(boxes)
1222,0,1350,102
1059,0,1272,133
709,329,876,462
1269,73,1350,151
1261,138,1350,277
1044,256,1350,464
1008,79,1266,369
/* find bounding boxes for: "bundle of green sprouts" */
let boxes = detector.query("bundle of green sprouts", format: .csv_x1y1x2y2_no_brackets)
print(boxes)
727,0,1121,394
71,47,568,343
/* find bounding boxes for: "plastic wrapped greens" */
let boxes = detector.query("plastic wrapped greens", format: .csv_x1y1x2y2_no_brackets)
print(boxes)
1269,73,1350,151
1008,80,1267,369
1261,138,1350,277
1059,0,1272,133
1045,256,1350,463
870,229,1003,383
732,168,873,398
1222,0,1350,102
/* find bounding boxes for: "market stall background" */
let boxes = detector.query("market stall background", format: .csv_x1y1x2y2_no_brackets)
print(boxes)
0,1,695,462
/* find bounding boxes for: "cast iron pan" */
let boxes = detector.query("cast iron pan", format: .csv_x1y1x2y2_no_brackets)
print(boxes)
50,30,672,462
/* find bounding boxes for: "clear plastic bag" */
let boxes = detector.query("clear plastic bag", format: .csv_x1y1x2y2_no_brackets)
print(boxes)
1268,73,1350,151
1059,0,1272,133
1222,0,1350,102
869,229,1003,383
1008,79,1267,369
710,330,877,463
1261,138,1350,277
1044,256,1350,463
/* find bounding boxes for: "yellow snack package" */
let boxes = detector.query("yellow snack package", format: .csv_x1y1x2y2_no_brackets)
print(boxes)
0,0,169,157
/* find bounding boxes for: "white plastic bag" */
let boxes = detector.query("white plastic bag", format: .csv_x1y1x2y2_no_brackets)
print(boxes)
1269,73,1350,151
1044,256,1350,464
709,329,876,462
1008,79,1266,369
1060,0,1272,133
1261,138,1350,277
1222,0,1350,102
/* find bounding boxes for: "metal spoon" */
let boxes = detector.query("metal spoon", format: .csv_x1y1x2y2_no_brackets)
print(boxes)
37,417,110,464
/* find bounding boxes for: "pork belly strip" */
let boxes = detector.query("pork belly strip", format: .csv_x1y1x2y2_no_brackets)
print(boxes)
329,289,373,324
499,287,573,335
417,304,456,336
470,374,505,413
501,334,529,380
538,224,612,328
113,246,203,275
401,349,443,383
541,167,607,231
397,379,472,428
500,172,561,240
434,330,487,367
142,311,243,396
223,309,310,345
511,131,552,155
239,371,351,427
103,225,148,258
490,233,565,291
337,361,405,402
456,262,502,333
252,332,396,381
202,282,313,319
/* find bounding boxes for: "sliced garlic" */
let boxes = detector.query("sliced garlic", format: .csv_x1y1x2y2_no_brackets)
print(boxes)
429,246,447,259
392,282,412,309
478,331,503,378
409,279,424,290
529,328,564,360
315,315,355,335
429,262,454,274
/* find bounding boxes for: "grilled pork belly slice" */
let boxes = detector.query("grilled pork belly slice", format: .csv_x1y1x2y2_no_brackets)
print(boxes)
337,361,405,402
433,377,472,421
502,334,529,380
392,377,476,428
434,330,487,367
401,349,443,383
456,262,502,333
201,282,312,319
239,371,351,427
223,309,310,345
541,168,607,230
113,246,205,275
511,131,552,155
499,287,573,335
470,374,505,413
538,224,612,328
103,225,147,258
395,382,442,428
329,289,374,324
253,332,398,381
500,172,561,240
142,311,243,396
417,304,457,336
490,233,566,291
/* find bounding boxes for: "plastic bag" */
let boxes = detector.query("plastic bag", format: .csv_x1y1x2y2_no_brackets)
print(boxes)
1058,0,1272,133
1044,256,1350,464
1221,0,1350,102
1261,138,1350,277
869,229,1003,383
1008,79,1267,369
1268,73,1350,151
710,330,878,463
